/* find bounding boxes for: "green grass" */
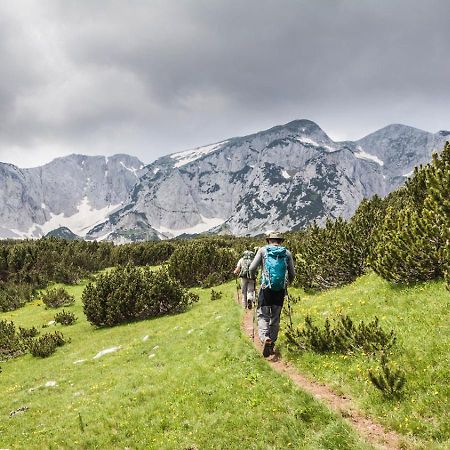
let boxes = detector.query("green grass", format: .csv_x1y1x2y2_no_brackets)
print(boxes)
0,279,370,450
281,272,450,450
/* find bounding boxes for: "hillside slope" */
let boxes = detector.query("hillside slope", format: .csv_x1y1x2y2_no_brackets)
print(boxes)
0,280,368,450
282,273,450,450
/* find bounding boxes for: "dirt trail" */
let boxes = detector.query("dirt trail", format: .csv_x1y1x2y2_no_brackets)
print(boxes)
241,303,404,450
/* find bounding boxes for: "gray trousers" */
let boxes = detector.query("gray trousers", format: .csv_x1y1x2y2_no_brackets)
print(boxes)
257,305,283,343
240,278,255,307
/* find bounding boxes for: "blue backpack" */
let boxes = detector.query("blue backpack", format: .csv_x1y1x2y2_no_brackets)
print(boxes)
261,246,288,291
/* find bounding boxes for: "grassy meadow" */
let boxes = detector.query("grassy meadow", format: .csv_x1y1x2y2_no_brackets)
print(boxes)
0,278,369,450
281,272,450,450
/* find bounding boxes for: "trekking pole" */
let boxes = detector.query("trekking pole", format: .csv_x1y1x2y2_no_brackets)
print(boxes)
285,288,294,331
252,283,257,342
235,277,241,305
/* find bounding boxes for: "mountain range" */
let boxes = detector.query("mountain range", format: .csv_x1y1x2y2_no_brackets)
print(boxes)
0,119,448,242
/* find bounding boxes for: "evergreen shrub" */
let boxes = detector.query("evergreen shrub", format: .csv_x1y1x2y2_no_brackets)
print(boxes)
29,331,68,358
285,314,396,355
42,287,75,308
82,265,199,327
210,289,222,301
54,310,77,325
168,241,236,287
0,283,33,312
370,142,450,284
18,326,39,339
0,319,26,359
293,196,385,292
368,353,406,399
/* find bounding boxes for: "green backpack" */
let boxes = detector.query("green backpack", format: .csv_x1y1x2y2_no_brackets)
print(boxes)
239,251,255,279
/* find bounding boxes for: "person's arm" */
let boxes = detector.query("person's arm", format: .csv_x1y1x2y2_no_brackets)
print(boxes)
249,248,264,279
233,258,242,275
286,250,296,284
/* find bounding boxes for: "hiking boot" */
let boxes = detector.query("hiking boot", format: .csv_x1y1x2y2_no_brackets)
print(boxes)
269,342,275,355
262,338,273,357
247,300,252,310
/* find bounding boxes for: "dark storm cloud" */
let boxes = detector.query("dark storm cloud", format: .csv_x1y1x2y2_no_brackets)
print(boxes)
0,0,449,167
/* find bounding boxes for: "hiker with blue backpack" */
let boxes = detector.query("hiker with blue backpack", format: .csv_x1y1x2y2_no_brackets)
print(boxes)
233,250,256,309
249,232,295,357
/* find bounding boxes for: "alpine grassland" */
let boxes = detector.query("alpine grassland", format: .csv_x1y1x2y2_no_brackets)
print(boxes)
281,272,450,450
0,277,369,450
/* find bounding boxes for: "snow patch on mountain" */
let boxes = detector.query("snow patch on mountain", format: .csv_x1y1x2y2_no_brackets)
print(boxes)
29,197,121,237
281,169,291,179
120,161,139,177
171,141,228,168
354,146,384,166
296,137,336,152
154,215,224,237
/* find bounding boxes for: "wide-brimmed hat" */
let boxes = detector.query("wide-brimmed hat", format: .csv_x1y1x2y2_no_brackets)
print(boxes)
266,232,285,241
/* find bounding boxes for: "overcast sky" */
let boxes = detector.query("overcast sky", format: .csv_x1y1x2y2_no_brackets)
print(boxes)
0,0,449,168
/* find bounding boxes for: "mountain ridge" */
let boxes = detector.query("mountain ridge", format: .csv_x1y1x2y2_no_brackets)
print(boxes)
86,119,447,241
0,120,448,241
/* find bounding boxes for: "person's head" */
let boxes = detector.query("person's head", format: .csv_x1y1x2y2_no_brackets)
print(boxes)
243,250,254,258
265,232,285,246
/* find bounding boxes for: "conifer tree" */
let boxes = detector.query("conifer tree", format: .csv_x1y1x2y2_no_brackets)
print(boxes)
370,142,450,284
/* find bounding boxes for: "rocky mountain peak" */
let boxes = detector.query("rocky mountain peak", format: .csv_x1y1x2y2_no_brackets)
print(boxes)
85,119,448,242
1,119,448,242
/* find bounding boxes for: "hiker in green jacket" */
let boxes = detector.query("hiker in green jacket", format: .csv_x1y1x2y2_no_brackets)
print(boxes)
249,232,295,357
234,250,256,309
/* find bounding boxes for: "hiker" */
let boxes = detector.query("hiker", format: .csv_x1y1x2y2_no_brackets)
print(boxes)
249,232,295,357
233,250,256,309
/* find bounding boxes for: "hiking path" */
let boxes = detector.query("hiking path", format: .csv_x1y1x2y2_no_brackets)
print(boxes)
239,297,404,450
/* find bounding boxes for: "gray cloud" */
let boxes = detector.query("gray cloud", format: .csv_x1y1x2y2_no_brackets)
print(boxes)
0,0,449,167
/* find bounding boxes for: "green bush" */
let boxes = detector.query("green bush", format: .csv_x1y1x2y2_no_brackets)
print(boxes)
82,265,199,327
293,202,385,292
168,241,236,287
0,319,26,360
285,314,396,355
368,353,406,399
18,326,39,339
54,310,77,326
0,282,33,312
370,142,450,284
210,289,223,301
41,287,75,308
29,331,68,358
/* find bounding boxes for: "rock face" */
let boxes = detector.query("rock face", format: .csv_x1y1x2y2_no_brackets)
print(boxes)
0,154,144,239
87,120,448,240
1,120,448,241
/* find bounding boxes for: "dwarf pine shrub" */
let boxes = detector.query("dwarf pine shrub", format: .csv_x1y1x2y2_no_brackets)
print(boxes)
168,241,236,287
18,326,39,339
0,282,33,312
368,353,406,399
0,319,27,360
370,143,450,284
54,310,77,326
42,287,75,308
285,314,396,355
29,331,68,358
82,265,199,327
210,289,222,301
